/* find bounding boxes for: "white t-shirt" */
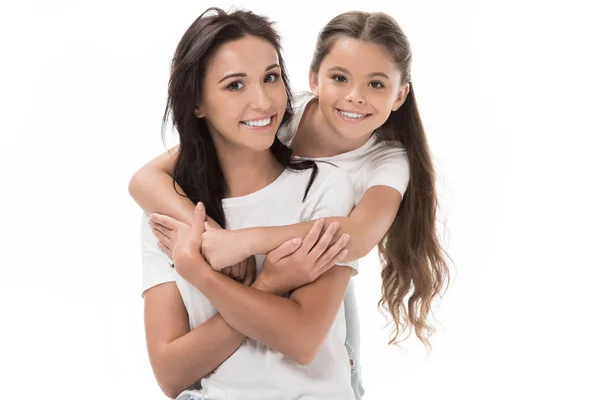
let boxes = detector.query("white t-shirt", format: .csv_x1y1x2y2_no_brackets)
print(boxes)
141,163,357,400
279,92,411,204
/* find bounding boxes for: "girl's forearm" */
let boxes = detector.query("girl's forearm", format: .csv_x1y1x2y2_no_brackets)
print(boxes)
240,216,370,260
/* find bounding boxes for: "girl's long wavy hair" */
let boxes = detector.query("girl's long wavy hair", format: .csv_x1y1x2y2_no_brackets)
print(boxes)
162,8,317,228
310,11,450,347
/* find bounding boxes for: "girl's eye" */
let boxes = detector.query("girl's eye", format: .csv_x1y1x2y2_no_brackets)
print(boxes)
228,81,244,90
332,75,347,83
369,81,385,89
264,73,280,83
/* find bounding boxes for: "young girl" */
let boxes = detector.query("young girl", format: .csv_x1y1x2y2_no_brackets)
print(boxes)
132,10,450,399
140,8,360,399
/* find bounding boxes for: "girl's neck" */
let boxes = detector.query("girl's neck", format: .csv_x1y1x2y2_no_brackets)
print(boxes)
292,99,372,158
213,139,284,199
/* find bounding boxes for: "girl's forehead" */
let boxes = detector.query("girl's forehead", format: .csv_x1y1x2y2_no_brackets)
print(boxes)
321,38,400,76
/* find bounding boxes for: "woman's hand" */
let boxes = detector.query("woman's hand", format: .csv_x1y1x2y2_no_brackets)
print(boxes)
222,256,257,287
155,202,209,282
255,218,350,296
149,207,255,283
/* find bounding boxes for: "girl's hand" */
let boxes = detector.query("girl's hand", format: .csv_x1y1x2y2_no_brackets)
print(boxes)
255,218,350,296
202,225,252,271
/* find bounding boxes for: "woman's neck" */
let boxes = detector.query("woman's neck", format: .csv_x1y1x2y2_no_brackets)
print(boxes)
292,99,371,158
214,142,284,199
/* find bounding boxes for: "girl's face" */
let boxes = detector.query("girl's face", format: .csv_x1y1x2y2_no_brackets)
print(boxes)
310,37,409,142
196,35,287,152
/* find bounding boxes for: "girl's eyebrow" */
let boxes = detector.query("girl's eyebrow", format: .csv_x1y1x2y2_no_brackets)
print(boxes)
327,66,390,80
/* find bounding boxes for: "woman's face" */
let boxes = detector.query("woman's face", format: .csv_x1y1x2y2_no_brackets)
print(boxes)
196,35,287,152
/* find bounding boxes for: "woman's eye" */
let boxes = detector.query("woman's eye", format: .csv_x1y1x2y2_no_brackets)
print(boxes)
264,73,280,83
369,81,384,89
333,75,347,83
228,81,244,90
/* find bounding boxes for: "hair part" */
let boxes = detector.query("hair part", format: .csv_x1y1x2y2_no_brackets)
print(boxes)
311,11,451,348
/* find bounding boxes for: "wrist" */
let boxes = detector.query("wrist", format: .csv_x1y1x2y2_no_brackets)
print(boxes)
234,229,255,259
252,275,285,296
188,257,216,291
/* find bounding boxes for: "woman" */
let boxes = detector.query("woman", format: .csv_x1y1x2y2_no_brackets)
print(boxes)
139,8,358,399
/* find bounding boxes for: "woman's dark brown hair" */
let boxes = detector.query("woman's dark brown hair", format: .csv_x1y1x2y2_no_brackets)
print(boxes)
311,11,450,347
163,8,317,228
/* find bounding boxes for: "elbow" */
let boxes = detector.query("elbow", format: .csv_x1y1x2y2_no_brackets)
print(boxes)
128,169,143,200
294,351,318,366
348,229,383,260
161,384,183,400
288,335,322,366
156,371,191,399
152,354,189,399
154,371,183,399
347,242,372,261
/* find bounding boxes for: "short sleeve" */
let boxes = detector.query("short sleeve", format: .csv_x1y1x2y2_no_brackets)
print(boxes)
276,92,314,146
365,146,410,196
301,164,359,275
140,213,176,297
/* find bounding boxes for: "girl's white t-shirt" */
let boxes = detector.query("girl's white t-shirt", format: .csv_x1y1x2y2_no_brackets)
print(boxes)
279,92,411,204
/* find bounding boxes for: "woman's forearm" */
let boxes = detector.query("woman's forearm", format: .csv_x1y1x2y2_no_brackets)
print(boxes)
156,314,245,397
189,266,351,365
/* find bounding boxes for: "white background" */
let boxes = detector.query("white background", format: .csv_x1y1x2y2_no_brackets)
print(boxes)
1,0,599,399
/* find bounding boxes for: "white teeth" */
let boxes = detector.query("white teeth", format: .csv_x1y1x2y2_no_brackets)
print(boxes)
242,117,271,127
339,110,365,119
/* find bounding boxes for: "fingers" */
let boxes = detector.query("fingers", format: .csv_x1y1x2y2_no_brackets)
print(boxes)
157,241,173,260
298,217,325,255
266,238,303,264
315,232,350,271
307,221,340,261
151,226,172,247
316,247,349,277
222,266,232,277
231,263,242,281
191,202,207,242
242,257,256,286
149,213,177,231
150,221,171,238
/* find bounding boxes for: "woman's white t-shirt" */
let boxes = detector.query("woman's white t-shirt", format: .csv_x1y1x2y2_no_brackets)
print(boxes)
141,163,358,400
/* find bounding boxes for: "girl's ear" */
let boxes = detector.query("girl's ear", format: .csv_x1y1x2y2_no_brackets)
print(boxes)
392,83,410,111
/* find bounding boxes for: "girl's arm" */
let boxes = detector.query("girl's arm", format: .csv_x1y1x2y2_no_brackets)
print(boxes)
143,282,246,398
133,149,402,265
128,145,196,225
149,185,401,269
241,186,402,260
129,145,222,228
